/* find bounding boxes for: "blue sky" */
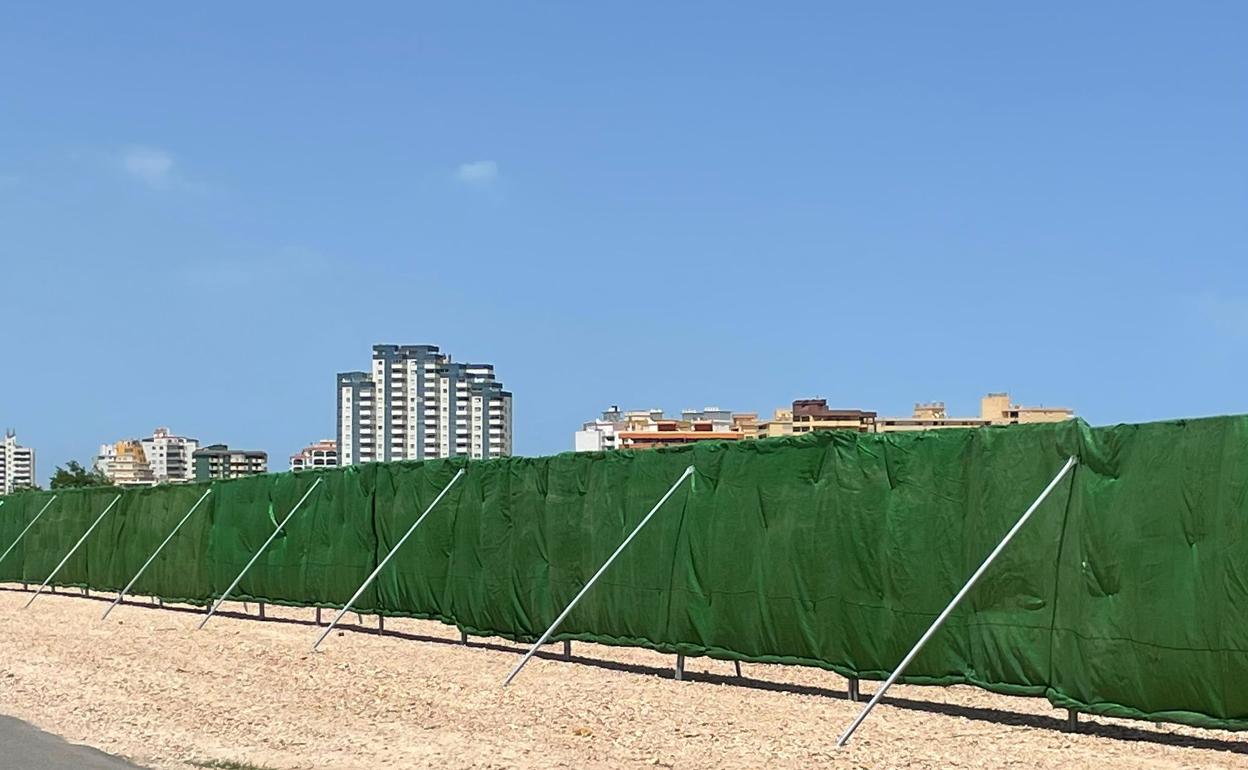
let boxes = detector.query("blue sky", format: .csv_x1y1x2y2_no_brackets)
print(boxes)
1,3,1245,480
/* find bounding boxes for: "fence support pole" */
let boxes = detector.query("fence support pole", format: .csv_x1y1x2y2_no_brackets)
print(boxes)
502,465,695,686
675,654,686,681
313,468,464,650
103,488,212,620
0,495,58,573
25,495,122,609
835,456,1078,747
198,478,323,630
846,677,860,702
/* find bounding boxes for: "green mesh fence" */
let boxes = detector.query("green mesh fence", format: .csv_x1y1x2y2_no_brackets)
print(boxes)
1,415,1245,731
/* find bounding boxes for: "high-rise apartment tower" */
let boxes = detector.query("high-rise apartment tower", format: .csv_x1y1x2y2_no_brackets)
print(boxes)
337,344,512,465
0,430,35,494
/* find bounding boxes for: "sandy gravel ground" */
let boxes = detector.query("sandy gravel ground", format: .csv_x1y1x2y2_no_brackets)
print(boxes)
0,587,1244,769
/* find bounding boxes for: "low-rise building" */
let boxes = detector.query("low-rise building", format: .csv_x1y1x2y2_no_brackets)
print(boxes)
575,406,757,451
99,440,156,487
580,393,1075,451
0,430,36,494
876,393,1075,432
791,400,877,434
291,439,339,472
751,400,878,437
618,419,745,450
759,394,1072,437
756,408,794,439
575,406,666,452
193,444,268,481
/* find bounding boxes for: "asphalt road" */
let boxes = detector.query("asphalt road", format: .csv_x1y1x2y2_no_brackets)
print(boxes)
0,715,144,769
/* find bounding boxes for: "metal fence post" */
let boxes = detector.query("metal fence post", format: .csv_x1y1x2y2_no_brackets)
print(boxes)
198,478,323,630
0,496,58,573
25,495,122,609
312,469,464,651
503,466,695,687
104,488,212,620
836,457,1078,747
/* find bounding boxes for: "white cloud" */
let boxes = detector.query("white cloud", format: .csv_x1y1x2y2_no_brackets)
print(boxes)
120,145,176,189
454,160,499,186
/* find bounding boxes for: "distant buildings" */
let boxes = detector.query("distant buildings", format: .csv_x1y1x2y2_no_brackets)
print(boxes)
0,430,36,494
876,393,1074,432
337,344,513,465
99,440,156,486
94,428,269,485
575,406,758,451
575,407,662,451
756,393,1072,438
291,439,338,472
193,444,268,481
97,427,199,486
575,393,1074,451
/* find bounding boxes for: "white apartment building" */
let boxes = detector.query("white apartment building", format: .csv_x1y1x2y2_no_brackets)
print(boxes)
97,427,198,485
141,427,199,482
291,439,339,471
0,430,36,494
337,344,513,465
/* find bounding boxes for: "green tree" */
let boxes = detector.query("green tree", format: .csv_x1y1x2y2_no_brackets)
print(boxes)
49,461,113,490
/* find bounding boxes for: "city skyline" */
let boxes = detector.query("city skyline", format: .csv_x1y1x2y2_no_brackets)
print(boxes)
7,385,1090,486
2,5,1245,480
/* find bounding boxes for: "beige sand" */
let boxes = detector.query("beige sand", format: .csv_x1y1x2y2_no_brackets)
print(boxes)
0,588,1243,769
